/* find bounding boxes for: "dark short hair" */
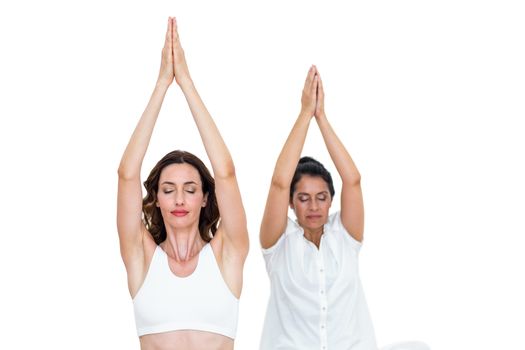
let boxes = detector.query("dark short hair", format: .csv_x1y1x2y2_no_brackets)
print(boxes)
142,150,219,245
290,156,335,201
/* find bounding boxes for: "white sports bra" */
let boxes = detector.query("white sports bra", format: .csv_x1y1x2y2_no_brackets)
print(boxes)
133,243,239,339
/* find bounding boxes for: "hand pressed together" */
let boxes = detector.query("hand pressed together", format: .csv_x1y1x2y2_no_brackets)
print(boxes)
300,65,319,117
157,17,192,88
300,65,325,119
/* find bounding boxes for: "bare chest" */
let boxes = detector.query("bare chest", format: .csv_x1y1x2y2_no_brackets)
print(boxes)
166,254,199,278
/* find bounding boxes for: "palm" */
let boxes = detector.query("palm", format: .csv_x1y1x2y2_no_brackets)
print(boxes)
171,18,191,86
314,73,325,118
315,93,324,117
301,66,318,116
158,18,175,86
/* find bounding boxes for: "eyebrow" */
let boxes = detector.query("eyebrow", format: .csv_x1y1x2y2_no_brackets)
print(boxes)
160,181,199,186
297,191,329,196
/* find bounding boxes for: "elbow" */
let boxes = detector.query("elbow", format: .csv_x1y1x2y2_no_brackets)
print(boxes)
353,172,361,185
214,161,236,181
343,172,361,186
270,175,290,192
117,165,139,181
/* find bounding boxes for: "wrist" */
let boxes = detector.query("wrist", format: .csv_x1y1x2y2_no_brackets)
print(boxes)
155,79,171,91
177,76,194,89
299,109,313,120
316,112,327,120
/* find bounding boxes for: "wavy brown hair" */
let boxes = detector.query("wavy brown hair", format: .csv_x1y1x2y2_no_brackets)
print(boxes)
142,150,219,245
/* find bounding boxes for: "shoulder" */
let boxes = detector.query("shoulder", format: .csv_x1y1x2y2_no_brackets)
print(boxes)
263,217,302,251
284,217,304,237
325,211,362,249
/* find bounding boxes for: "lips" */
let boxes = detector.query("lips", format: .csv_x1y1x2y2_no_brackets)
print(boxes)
306,215,322,220
171,210,189,217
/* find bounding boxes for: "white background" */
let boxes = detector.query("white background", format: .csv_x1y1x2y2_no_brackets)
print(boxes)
1,0,524,349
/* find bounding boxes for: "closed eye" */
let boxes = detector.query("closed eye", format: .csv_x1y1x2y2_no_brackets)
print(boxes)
298,196,310,202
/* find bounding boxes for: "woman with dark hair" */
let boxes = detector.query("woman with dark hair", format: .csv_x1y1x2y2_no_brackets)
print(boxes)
117,17,248,350
259,66,428,350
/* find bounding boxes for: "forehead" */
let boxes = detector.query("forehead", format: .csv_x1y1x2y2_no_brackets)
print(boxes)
294,175,329,194
159,163,201,184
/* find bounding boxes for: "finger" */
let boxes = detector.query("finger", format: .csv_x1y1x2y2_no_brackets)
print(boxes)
311,74,319,95
167,18,174,64
317,73,324,98
303,65,316,90
307,66,317,87
164,17,171,48
172,17,180,45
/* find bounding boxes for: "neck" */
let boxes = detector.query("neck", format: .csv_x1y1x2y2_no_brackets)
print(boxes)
162,224,205,262
303,226,324,248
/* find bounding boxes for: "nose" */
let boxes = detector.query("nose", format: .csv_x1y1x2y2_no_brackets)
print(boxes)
310,199,319,211
175,191,184,206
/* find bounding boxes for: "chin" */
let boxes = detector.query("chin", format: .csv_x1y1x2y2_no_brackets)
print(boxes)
300,220,325,231
166,215,197,227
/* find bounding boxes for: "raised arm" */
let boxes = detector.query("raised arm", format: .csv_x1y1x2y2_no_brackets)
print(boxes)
260,66,319,249
314,71,364,242
170,19,248,259
117,18,174,266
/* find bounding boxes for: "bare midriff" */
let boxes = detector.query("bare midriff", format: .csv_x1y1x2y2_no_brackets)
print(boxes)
139,329,233,350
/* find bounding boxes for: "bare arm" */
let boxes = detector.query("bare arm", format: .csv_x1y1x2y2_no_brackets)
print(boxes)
314,72,364,242
260,66,318,249
171,19,249,260
117,18,174,267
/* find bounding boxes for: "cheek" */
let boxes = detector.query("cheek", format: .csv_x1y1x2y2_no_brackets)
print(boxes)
156,194,170,209
293,201,308,215
187,194,204,208
158,195,173,211
321,200,332,214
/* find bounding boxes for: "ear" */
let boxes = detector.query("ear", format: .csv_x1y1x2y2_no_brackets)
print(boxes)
289,199,295,210
156,201,160,207
202,192,209,207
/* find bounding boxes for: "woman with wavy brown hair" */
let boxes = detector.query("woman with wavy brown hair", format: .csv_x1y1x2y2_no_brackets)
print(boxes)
117,17,248,350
